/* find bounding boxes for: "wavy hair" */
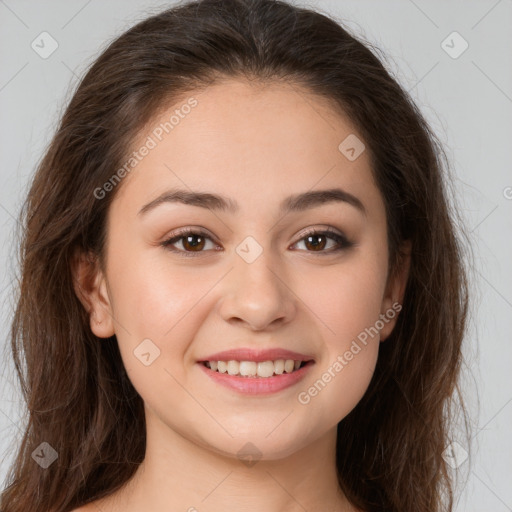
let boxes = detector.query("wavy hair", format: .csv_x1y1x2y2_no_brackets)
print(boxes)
1,0,471,511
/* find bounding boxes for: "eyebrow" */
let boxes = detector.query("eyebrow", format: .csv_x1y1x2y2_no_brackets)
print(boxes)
138,187,366,217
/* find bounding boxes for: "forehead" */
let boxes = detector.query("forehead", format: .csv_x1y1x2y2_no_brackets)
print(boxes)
112,78,379,215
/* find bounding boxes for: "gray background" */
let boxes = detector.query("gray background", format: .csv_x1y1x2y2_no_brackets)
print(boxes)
0,0,511,510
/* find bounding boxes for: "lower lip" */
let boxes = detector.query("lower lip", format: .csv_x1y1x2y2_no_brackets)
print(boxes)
197,361,315,395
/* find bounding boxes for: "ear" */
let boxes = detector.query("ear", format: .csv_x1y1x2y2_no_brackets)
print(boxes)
71,248,115,338
379,239,411,341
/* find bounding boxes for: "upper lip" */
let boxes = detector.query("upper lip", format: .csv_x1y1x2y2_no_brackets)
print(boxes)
198,348,315,363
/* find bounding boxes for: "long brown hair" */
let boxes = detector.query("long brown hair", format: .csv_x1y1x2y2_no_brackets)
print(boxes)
1,0,472,510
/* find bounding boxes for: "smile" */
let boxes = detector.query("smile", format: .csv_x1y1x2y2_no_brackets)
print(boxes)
198,359,315,395
203,359,308,378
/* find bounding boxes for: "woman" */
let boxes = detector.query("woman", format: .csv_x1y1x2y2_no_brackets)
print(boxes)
1,0,471,511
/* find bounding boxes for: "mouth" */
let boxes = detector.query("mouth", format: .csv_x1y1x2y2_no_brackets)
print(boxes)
197,358,315,395
200,359,314,378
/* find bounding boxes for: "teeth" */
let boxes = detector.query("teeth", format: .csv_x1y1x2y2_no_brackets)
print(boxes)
227,360,239,375
205,359,305,378
274,359,285,375
240,361,257,376
257,361,274,378
284,359,294,373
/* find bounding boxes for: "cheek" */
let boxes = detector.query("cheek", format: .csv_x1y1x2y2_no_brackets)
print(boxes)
298,252,388,345
108,242,210,336
107,247,223,392
293,250,386,414
297,343,379,429
109,258,211,408
295,264,383,423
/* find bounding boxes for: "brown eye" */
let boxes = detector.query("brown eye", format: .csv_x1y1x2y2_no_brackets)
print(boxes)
161,229,218,256
303,233,328,251
161,227,352,258
181,234,206,251
292,229,352,254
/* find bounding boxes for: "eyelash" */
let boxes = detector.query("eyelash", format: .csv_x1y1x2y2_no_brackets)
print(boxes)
160,226,353,257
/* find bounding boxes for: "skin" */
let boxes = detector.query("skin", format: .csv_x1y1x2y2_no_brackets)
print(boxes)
73,78,410,512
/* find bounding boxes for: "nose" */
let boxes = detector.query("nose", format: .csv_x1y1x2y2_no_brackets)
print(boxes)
218,247,297,331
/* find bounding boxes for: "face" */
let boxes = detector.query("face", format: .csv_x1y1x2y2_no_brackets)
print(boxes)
77,78,409,461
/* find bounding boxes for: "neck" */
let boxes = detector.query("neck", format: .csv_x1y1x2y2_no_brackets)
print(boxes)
104,408,356,512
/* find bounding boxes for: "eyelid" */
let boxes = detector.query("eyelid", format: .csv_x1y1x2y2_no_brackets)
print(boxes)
290,226,352,252
162,225,217,243
160,225,352,257
292,225,346,244
160,226,220,257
